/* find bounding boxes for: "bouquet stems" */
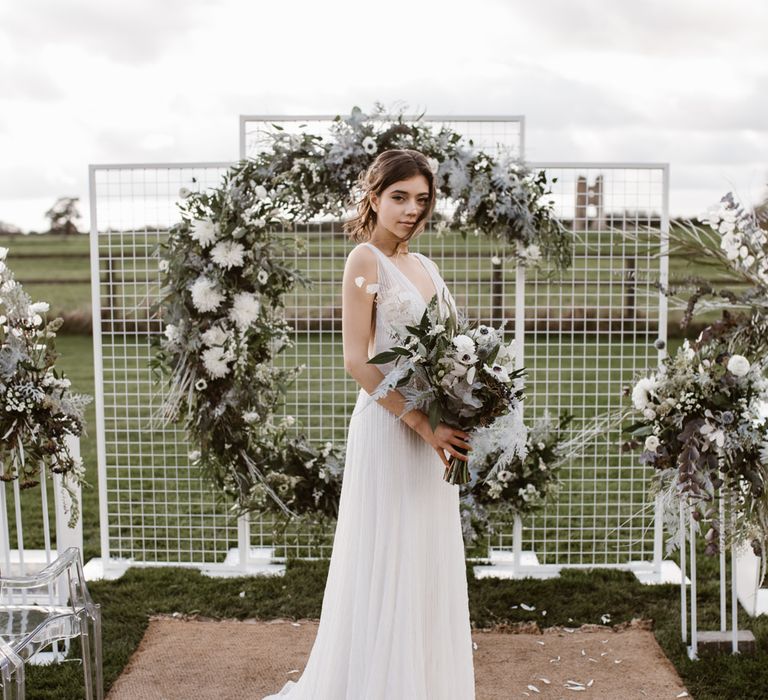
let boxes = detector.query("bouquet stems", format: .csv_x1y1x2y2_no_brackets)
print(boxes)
445,447,471,485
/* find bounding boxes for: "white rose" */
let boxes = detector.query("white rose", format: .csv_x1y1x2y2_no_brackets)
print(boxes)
644,436,660,453
727,354,750,377
254,185,268,200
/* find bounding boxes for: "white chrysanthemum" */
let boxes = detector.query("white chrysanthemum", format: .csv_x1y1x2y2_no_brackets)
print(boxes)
202,346,232,378
631,376,658,411
210,240,246,270
190,277,225,313
190,218,218,248
201,326,230,347
645,435,660,452
229,292,260,329
727,354,750,377
361,136,377,154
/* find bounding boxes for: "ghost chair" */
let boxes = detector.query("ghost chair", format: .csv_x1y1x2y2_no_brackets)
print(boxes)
0,547,102,699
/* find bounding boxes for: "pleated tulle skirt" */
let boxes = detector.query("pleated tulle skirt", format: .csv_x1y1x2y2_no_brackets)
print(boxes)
261,388,476,700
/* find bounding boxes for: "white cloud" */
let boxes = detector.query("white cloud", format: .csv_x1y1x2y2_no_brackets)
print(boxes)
0,0,765,231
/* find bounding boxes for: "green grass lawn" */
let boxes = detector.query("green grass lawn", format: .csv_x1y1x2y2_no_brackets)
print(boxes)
5,230,767,698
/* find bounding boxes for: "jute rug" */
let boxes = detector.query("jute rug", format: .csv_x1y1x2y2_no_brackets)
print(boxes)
106,615,690,699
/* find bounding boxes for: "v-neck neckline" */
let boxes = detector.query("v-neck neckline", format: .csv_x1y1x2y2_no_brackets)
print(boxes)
363,242,438,306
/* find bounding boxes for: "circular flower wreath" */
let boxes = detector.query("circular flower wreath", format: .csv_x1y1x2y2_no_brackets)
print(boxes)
153,102,569,537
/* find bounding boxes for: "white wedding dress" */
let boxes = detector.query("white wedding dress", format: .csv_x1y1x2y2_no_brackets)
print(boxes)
262,242,476,700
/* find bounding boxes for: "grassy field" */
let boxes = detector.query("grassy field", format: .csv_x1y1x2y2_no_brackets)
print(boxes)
4,229,766,698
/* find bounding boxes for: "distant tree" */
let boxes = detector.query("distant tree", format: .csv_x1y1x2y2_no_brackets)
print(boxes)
45,196,81,235
0,220,22,236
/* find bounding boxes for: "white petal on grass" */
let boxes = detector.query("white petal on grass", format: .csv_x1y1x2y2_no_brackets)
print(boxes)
538,677,551,684
676,693,689,698
527,685,540,693
536,640,545,646
520,602,536,611
601,613,611,624
587,680,594,687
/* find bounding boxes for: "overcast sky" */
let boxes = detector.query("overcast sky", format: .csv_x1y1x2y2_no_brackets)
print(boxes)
0,0,766,232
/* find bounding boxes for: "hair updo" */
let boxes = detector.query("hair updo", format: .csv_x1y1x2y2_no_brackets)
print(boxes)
343,148,437,245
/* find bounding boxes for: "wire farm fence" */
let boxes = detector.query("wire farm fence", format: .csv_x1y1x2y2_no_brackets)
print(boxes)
88,118,668,575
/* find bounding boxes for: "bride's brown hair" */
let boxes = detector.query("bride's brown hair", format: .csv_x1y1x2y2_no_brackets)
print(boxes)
343,148,437,244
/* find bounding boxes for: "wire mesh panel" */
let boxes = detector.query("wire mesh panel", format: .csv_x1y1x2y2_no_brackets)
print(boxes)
89,163,236,567
240,114,525,160
500,163,669,567
243,115,526,560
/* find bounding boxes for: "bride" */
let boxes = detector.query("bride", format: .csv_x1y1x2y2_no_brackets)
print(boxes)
263,148,476,699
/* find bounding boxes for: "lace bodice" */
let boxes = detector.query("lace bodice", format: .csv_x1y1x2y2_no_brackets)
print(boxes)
360,242,457,377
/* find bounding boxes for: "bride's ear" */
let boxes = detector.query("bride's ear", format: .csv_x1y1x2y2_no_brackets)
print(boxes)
370,192,378,214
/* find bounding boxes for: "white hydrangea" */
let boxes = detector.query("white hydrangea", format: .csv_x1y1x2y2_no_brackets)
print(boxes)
190,277,225,313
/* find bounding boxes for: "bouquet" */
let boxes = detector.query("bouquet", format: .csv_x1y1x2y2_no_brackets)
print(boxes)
459,411,572,544
367,291,526,485
0,247,92,527
624,339,768,565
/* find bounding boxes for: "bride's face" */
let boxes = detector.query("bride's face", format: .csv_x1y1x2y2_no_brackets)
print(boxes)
371,174,430,240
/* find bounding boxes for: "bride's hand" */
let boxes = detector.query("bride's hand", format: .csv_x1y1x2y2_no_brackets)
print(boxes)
413,417,472,468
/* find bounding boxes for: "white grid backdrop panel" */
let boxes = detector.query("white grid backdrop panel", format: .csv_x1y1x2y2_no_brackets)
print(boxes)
90,123,667,570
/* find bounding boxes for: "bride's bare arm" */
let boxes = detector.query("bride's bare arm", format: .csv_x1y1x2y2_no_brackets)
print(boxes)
341,246,472,465
341,245,426,430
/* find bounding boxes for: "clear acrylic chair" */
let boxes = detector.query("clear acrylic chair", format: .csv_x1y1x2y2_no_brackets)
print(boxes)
0,547,103,699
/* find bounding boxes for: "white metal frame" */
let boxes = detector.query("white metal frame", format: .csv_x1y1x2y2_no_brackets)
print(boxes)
87,119,683,587
239,113,526,160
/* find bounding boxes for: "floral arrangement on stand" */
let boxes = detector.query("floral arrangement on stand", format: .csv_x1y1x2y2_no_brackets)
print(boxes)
619,189,768,578
625,339,768,577
0,247,91,527
154,102,569,521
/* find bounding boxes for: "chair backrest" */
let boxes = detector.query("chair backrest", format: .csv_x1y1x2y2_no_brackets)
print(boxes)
0,434,83,583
